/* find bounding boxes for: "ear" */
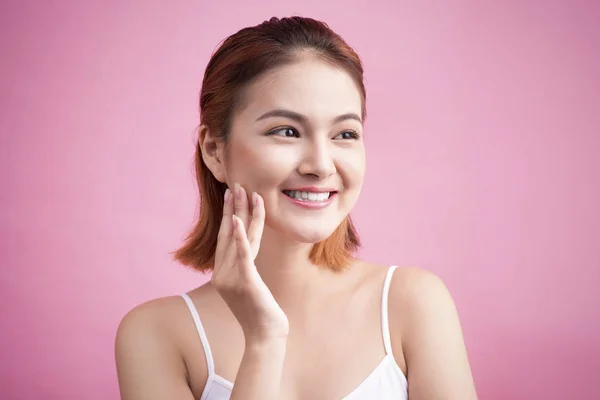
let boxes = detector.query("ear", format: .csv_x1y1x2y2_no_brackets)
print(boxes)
198,124,227,183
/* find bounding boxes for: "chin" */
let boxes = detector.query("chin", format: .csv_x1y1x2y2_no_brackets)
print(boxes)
275,220,342,244
290,229,334,244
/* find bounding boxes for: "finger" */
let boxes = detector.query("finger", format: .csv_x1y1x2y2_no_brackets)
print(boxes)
214,188,233,268
234,183,251,233
246,192,265,256
232,214,256,277
219,212,241,273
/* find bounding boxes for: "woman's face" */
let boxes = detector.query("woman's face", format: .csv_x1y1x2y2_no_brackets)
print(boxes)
223,56,366,244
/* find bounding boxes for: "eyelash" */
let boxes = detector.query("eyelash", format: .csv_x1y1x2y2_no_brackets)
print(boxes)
266,126,361,140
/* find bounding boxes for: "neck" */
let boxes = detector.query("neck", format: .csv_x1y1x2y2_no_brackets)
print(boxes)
253,226,338,309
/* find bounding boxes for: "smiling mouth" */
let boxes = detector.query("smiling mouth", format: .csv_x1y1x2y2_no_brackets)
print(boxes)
282,190,336,202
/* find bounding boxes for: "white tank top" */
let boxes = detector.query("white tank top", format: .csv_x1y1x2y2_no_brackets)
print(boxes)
180,265,408,400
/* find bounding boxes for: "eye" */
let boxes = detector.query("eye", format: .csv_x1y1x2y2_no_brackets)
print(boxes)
267,127,300,138
334,130,361,140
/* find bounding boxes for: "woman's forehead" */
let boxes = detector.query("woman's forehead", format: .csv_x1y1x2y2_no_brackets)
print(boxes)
239,59,363,122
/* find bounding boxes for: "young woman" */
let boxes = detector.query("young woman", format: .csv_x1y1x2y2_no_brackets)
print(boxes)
115,16,478,400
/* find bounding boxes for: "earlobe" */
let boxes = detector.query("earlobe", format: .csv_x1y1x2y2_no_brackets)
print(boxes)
198,124,227,183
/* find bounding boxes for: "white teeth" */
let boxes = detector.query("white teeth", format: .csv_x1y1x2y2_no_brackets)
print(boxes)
285,190,330,202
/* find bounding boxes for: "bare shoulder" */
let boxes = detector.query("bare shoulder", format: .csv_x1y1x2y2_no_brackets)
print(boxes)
388,265,452,306
115,288,214,400
387,265,460,345
351,262,448,302
387,266,479,399
116,296,184,344
116,282,217,341
115,297,188,387
115,282,220,364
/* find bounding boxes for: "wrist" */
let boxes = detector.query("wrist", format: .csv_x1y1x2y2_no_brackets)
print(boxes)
243,322,290,344
244,335,288,353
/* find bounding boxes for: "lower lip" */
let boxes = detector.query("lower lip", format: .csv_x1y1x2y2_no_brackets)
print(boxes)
282,192,337,209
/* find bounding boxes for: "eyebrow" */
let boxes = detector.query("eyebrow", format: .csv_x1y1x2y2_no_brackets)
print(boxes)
255,109,362,125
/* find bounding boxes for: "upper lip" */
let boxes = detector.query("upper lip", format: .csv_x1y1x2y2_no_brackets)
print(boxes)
283,187,337,193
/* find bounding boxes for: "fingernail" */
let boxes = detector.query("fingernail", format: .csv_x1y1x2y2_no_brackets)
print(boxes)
224,188,230,202
234,182,241,198
252,192,258,207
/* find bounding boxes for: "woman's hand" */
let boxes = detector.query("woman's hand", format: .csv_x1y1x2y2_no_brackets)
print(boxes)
211,183,289,342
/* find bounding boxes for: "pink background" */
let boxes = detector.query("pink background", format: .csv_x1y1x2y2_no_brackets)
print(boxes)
1,1,599,399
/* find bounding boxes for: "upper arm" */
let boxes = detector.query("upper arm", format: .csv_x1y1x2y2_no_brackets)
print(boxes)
395,268,478,400
115,302,196,400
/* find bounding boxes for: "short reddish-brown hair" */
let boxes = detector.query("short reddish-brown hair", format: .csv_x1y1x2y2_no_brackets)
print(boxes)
171,16,366,273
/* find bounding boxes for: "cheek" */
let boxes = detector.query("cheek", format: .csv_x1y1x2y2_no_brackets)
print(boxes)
339,150,366,186
226,142,290,187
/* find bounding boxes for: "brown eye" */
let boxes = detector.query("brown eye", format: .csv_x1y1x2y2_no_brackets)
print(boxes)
268,127,300,138
334,130,360,140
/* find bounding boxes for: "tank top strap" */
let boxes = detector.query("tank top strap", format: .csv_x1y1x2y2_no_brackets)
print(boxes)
180,293,215,376
381,265,399,356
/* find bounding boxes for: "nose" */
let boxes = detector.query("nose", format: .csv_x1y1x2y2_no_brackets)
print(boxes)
297,137,336,178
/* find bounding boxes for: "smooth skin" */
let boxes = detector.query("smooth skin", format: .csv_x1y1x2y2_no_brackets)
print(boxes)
115,54,478,399
213,185,288,399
